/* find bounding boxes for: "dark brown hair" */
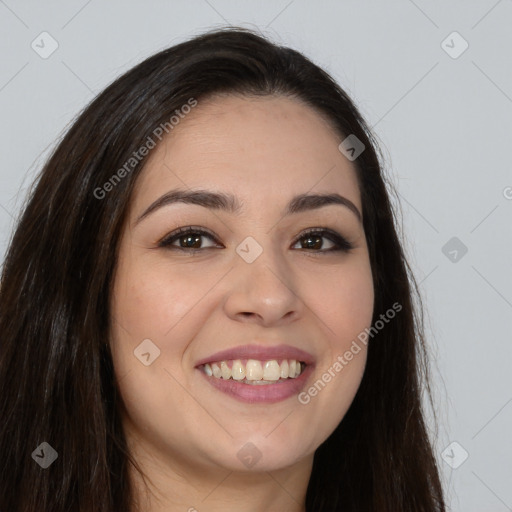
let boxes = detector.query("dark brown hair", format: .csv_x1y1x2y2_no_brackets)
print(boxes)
0,27,445,511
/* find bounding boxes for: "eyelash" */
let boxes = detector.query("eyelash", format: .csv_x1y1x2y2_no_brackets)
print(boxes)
157,225,353,254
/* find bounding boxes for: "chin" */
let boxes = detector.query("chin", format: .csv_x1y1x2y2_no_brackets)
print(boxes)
216,436,312,473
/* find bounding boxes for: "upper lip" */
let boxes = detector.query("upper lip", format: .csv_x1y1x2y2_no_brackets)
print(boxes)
195,343,315,367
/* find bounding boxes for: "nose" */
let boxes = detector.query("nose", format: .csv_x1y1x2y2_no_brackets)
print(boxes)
223,245,303,327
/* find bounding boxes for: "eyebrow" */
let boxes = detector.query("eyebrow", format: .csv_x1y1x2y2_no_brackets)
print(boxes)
134,188,362,225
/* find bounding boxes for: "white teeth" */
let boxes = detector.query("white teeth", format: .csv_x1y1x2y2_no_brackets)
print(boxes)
211,363,222,378
231,360,245,380
220,361,231,380
280,360,289,379
263,360,280,381
202,358,304,382
289,360,297,378
246,359,263,380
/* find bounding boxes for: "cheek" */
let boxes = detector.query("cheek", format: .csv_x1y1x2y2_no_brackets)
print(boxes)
292,261,373,454
310,257,374,345
109,253,227,386
109,258,201,438
112,256,210,340
306,256,373,401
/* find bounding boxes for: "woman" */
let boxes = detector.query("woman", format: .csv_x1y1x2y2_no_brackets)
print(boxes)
0,27,446,511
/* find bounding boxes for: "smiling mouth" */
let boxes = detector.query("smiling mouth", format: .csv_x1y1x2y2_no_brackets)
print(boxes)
198,358,306,385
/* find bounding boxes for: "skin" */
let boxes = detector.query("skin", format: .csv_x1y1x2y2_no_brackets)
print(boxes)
110,94,374,512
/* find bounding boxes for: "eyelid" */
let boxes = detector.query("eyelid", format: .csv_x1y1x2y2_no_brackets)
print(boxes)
158,225,222,248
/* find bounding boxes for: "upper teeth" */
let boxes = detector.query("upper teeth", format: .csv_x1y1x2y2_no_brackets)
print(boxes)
202,359,304,381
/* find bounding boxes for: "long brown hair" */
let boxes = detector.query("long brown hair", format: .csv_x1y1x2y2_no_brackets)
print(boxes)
0,27,445,511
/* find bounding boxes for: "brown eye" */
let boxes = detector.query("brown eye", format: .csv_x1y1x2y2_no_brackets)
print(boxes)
178,234,202,249
159,226,221,251
299,234,327,250
292,229,353,253
158,226,353,254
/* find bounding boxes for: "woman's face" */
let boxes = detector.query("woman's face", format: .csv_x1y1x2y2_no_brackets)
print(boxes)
110,95,374,477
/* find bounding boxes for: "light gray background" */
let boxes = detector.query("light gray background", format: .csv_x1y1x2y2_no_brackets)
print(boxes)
1,1,511,510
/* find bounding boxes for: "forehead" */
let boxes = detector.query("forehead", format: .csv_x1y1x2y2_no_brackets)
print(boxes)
132,94,362,214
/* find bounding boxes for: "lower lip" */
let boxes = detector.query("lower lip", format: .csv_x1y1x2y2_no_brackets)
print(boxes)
197,365,314,404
